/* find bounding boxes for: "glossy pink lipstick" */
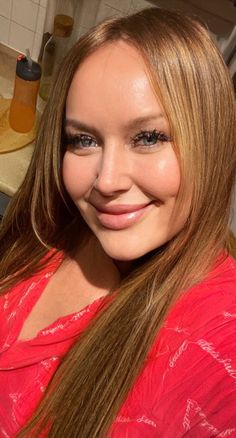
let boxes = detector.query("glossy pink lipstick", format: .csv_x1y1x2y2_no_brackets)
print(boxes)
91,202,153,230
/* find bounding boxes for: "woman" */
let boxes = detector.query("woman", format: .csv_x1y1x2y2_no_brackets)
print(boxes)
0,7,236,437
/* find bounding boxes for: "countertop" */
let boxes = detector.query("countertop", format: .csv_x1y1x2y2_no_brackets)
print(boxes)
0,44,44,197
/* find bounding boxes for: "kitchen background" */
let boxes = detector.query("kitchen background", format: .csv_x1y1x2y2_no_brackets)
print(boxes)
0,0,235,229
0,0,235,70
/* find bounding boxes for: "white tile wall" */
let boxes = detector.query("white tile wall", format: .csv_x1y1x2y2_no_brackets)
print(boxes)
130,0,150,12
76,0,101,29
9,21,35,53
96,3,123,23
12,0,38,31
103,0,132,13
0,0,12,19
36,5,46,34
0,14,10,45
40,0,48,7
0,0,48,60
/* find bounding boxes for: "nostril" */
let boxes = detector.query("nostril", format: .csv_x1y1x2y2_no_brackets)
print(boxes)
93,167,132,195
93,176,132,196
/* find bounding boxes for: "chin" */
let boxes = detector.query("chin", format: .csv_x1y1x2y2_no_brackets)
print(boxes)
99,245,135,261
89,223,174,263
98,236,161,263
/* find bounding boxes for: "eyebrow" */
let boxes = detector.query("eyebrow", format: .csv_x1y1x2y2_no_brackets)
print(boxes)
64,114,166,136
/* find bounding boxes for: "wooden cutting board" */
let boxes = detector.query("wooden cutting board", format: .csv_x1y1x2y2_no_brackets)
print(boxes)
0,95,39,153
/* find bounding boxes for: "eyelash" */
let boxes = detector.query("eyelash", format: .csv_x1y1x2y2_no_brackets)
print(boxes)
131,130,170,147
63,129,171,152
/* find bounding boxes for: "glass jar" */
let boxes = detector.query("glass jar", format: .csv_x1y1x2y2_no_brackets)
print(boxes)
39,14,74,101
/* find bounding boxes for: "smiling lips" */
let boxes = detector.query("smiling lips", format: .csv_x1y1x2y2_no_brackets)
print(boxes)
91,202,153,230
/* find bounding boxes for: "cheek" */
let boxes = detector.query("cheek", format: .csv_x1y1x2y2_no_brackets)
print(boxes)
62,152,95,200
139,150,180,198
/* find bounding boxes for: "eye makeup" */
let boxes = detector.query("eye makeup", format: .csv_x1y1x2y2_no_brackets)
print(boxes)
62,127,171,153
131,129,171,147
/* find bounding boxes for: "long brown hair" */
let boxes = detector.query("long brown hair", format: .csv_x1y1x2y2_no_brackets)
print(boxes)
0,7,235,437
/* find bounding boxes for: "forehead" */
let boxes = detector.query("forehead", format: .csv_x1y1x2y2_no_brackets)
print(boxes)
69,40,148,91
66,41,166,127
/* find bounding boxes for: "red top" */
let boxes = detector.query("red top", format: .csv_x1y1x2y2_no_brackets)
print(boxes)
1,252,236,437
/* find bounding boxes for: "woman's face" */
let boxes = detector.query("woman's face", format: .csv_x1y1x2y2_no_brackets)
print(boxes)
63,41,188,261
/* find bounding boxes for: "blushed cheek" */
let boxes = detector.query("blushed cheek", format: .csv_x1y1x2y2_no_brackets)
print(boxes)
139,152,181,199
157,157,180,195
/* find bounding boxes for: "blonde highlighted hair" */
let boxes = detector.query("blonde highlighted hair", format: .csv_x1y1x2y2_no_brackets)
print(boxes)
0,7,235,437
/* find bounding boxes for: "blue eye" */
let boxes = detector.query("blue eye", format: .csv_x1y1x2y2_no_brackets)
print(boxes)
64,134,97,150
133,130,170,147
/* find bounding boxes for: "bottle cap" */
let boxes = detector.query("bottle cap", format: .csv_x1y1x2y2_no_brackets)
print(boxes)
16,54,42,81
54,14,74,38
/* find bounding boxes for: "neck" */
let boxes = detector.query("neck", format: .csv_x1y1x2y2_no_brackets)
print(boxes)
73,236,121,291
113,259,135,277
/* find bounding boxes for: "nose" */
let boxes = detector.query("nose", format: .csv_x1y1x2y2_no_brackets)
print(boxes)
94,142,133,196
